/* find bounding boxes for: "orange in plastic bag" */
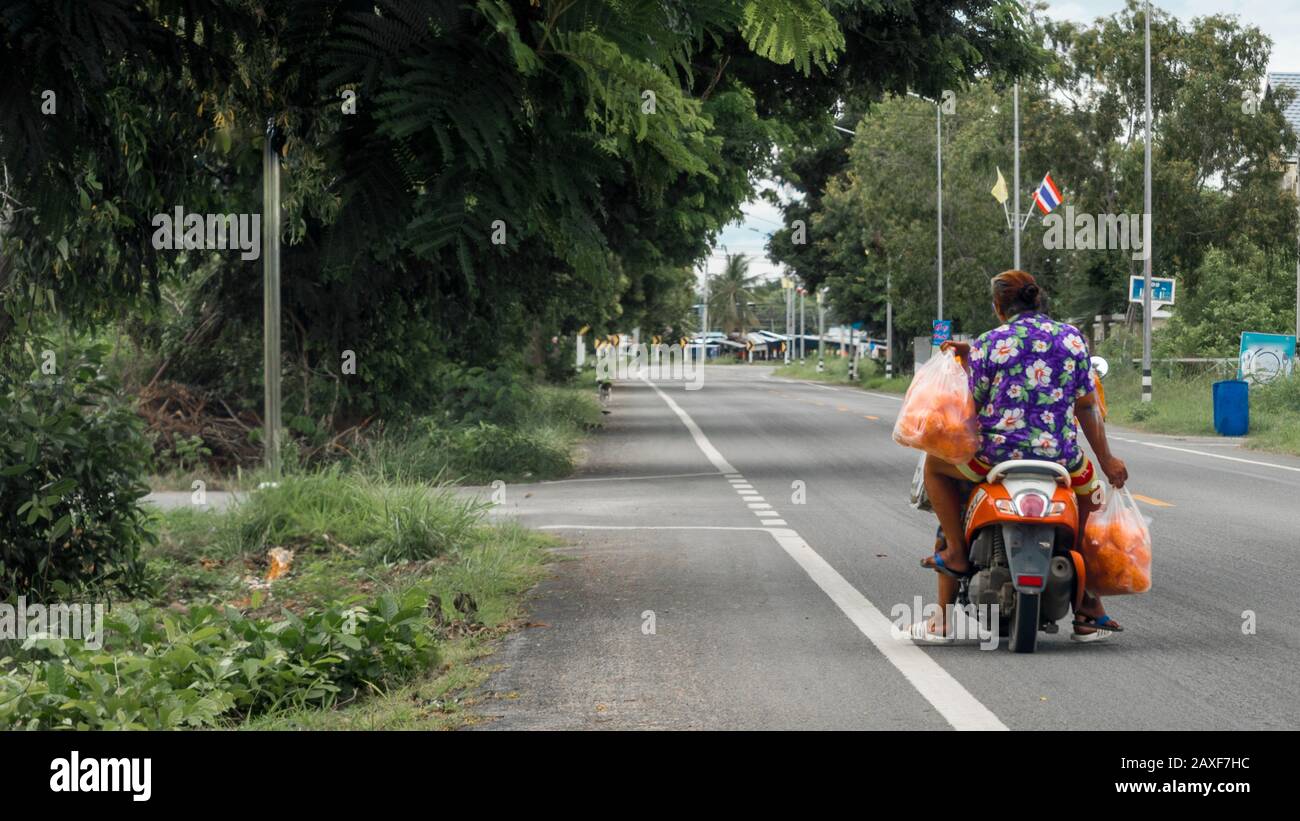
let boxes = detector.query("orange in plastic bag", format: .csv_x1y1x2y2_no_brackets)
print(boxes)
1081,486,1152,595
892,349,980,465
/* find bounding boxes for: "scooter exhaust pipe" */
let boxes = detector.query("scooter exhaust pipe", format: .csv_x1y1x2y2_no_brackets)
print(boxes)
1041,555,1074,623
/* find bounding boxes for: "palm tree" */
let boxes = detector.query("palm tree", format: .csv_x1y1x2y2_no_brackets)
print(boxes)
708,253,760,337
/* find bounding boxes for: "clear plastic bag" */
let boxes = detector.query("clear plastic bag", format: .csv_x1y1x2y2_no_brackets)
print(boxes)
1081,486,1152,595
892,349,980,465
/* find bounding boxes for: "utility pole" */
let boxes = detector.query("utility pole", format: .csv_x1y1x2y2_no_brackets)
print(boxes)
799,287,805,361
1142,0,1154,403
936,103,944,322
816,289,825,373
700,259,709,364
885,271,894,379
262,120,283,477
1013,82,1021,270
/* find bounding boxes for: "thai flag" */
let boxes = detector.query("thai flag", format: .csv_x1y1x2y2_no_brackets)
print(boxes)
1032,173,1063,214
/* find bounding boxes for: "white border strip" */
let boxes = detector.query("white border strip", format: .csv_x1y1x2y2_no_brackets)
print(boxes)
642,378,1006,730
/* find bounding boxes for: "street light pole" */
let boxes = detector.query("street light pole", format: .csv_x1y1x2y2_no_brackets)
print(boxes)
1142,0,1154,403
816,288,825,373
262,120,282,477
886,271,894,379
799,287,805,361
1013,82,1021,270
936,104,944,322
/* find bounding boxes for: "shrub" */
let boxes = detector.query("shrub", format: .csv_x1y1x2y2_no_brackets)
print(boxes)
229,470,481,560
0,349,154,598
0,589,437,729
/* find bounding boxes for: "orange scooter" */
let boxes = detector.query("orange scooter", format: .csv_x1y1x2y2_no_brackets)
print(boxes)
950,356,1108,652
956,460,1089,652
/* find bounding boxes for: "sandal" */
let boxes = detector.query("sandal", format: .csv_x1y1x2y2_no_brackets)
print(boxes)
1071,613,1123,643
894,619,954,645
921,551,976,580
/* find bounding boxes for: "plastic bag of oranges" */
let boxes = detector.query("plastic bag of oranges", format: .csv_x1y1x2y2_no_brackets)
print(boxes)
1081,486,1152,595
892,349,980,465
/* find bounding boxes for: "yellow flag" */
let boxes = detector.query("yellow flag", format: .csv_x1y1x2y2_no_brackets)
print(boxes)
991,167,1009,204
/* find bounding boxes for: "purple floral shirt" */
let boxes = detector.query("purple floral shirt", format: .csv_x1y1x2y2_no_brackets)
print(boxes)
966,312,1094,467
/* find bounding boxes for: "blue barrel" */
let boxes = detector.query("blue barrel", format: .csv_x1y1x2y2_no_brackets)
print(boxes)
1212,380,1249,436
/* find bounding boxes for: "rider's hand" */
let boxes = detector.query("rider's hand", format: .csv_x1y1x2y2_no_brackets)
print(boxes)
1100,454,1128,489
940,340,970,358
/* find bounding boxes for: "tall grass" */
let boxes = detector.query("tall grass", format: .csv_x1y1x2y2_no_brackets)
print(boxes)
213,468,485,561
361,383,601,484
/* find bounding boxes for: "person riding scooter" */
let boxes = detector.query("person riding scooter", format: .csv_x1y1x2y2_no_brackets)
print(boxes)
905,270,1128,643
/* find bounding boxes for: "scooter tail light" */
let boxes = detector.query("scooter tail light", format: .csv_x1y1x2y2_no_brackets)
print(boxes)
994,499,1016,515
1015,492,1049,518
1017,575,1045,587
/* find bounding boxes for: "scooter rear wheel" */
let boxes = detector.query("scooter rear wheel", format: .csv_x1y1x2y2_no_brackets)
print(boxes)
1009,591,1040,653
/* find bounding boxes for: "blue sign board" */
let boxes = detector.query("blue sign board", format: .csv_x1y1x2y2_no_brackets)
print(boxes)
932,320,952,346
1129,275,1176,305
1239,332,1296,384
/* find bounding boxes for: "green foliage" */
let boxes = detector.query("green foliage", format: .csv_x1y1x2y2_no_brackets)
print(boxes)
772,3,1297,357
363,383,601,484
0,590,437,729
0,348,153,598
229,470,482,561
1157,240,1298,358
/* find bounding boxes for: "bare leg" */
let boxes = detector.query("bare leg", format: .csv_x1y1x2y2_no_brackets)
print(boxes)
920,456,972,635
923,455,971,571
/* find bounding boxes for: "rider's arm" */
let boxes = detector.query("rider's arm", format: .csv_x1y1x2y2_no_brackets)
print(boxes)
1076,391,1128,488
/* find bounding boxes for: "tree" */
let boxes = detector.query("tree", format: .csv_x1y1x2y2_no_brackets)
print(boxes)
709,254,760,336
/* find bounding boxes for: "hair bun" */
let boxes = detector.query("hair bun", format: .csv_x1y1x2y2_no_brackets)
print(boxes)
1021,283,1039,299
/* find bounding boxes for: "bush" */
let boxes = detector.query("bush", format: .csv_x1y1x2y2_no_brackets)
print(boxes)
0,349,154,598
230,470,482,561
0,589,437,729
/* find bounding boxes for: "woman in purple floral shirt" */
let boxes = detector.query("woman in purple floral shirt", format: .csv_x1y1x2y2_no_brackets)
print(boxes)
912,270,1129,643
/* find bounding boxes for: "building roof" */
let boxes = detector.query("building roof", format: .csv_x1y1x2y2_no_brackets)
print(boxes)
1267,72,1300,162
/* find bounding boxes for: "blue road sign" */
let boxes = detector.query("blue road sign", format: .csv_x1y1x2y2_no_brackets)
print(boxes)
932,320,952,346
1129,275,1176,305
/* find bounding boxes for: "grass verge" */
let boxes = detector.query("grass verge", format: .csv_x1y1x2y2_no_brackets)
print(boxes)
1103,366,1300,456
774,356,912,393
0,476,554,729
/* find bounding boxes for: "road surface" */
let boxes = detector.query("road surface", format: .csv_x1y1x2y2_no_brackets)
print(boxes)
471,365,1299,730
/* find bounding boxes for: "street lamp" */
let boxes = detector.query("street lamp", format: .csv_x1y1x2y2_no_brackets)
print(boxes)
1142,0,1154,403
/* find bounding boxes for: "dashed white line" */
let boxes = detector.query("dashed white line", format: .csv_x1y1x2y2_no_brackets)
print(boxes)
645,376,1007,732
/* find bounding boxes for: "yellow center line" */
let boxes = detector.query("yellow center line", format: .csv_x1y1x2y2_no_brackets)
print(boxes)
863,415,879,421
836,405,850,412
1131,493,1174,508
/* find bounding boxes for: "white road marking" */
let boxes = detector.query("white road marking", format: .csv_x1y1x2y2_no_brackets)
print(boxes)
865,392,904,402
748,503,772,509
644,380,738,474
645,377,1007,731
541,525,775,533
763,520,788,526
539,471,721,485
1112,436,1300,474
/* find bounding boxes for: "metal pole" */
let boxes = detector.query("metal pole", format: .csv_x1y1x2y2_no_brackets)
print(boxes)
817,289,825,372
850,325,858,381
937,105,944,321
1013,82,1021,270
799,288,805,360
784,282,791,365
886,271,893,378
262,120,282,476
1142,0,1153,403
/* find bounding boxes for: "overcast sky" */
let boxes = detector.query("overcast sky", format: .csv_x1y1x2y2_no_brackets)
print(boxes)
713,0,1300,283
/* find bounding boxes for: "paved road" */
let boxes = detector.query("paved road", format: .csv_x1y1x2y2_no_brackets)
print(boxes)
471,365,1300,730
